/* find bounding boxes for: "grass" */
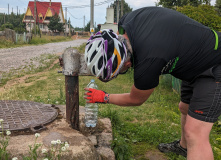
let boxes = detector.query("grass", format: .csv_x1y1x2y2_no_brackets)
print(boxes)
0,46,221,160
0,54,58,87
0,35,72,49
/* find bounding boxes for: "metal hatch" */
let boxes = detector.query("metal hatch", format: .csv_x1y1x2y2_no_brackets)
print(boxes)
0,100,58,132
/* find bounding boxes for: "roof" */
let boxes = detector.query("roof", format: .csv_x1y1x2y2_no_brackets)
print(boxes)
27,1,62,23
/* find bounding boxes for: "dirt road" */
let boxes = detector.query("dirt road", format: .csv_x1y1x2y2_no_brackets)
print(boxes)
0,39,87,72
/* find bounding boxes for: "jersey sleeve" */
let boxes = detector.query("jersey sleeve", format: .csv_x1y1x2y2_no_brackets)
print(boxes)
134,58,166,90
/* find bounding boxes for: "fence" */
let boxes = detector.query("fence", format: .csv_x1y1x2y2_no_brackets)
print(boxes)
162,74,181,95
0,29,32,43
16,32,31,43
172,76,181,94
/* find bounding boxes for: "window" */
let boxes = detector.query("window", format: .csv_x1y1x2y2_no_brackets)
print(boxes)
25,16,33,20
39,24,43,29
45,17,51,20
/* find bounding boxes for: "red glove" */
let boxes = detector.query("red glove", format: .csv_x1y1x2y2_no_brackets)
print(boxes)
86,88,109,103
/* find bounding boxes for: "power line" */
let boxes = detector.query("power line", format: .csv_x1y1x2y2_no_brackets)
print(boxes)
63,0,114,9
67,10,83,20
37,0,114,8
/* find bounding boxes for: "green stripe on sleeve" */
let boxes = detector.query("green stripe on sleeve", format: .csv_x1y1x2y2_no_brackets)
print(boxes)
212,29,218,50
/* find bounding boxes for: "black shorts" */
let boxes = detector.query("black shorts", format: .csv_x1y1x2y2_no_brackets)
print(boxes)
181,65,221,123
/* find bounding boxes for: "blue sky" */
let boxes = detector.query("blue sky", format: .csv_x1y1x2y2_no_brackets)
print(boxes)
0,0,216,28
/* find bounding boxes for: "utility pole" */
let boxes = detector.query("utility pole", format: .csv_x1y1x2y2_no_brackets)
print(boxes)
69,17,71,36
83,15,85,31
116,0,119,23
4,13,5,24
90,0,94,35
30,19,31,33
17,6,18,15
34,0,37,36
65,7,67,36
8,4,9,15
121,0,124,18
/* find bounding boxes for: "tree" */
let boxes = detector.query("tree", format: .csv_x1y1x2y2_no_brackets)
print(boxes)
110,0,133,23
157,0,211,9
84,22,90,32
177,5,221,30
47,13,64,33
215,0,221,15
0,13,26,33
0,23,13,30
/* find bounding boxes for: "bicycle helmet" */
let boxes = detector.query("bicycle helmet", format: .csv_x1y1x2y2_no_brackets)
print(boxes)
85,29,127,81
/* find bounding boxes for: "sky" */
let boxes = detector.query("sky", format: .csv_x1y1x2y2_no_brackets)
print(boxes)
0,0,216,28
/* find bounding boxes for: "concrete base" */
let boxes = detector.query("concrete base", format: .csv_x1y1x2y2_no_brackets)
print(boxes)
7,105,115,160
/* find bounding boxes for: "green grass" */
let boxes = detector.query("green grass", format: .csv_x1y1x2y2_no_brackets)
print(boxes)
0,54,58,87
0,35,72,48
1,47,221,160
29,35,72,45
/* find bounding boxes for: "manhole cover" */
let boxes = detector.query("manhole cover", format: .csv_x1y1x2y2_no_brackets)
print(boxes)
0,100,58,131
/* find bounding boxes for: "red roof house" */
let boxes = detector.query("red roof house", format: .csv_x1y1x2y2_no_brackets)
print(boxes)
23,1,65,33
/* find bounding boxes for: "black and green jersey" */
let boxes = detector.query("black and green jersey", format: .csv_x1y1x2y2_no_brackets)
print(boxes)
118,7,221,90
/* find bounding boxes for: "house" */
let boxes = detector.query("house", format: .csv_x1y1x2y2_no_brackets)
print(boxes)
100,6,118,33
22,0,65,33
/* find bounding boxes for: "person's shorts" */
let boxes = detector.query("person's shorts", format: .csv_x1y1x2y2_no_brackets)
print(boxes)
181,65,221,123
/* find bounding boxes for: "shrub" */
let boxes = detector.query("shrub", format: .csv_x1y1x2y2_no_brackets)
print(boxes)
177,5,221,30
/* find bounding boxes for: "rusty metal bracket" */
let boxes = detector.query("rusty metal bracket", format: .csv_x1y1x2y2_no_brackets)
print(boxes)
61,48,93,131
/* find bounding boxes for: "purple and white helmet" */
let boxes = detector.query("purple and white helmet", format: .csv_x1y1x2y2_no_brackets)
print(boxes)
85,29,127,81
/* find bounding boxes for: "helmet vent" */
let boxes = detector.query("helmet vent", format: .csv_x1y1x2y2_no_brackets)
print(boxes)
104,55,107,66
103,68,107,78
98,56,103,69
92,66,96,75
87,44,93,52
90,50,98,62
112,56,118,72
98,41,102,47
109,32,117,38
118,44,125,59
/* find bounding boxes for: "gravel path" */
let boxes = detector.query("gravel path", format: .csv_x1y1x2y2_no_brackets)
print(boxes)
0,39,87,72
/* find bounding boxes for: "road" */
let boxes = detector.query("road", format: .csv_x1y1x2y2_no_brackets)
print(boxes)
0,39,87,72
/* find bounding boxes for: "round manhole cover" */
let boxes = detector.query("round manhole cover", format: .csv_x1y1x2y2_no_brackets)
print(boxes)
0,100,58,131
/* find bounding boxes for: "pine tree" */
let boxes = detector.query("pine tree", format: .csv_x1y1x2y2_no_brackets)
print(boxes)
47,13,64,33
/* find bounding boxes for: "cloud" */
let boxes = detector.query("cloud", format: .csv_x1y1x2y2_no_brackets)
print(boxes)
127,0,156,10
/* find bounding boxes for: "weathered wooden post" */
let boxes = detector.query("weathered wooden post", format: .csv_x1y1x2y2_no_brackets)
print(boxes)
61,48,92,130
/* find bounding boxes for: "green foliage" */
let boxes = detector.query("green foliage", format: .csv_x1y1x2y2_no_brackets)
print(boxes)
0,35,71,49
84,22,90,32
215,0,221,15
31,25,40,35
0,23,14,30
74,27,84,31
47,13,64,33
0,13,26,33
157,0,211,9
0,121,11,160
177,5,221,30
29,35,71,45
110,0,133,22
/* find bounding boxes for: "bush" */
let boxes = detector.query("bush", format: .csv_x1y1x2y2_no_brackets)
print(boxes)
177,5,221,30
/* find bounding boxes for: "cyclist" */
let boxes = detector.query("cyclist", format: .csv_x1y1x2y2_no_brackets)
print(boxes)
84,7,221,160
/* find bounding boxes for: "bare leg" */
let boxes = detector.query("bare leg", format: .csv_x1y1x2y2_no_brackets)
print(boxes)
179,101,189,149
185,115,214,160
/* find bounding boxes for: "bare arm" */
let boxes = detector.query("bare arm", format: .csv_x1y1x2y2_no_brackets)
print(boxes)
109,85,154,106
